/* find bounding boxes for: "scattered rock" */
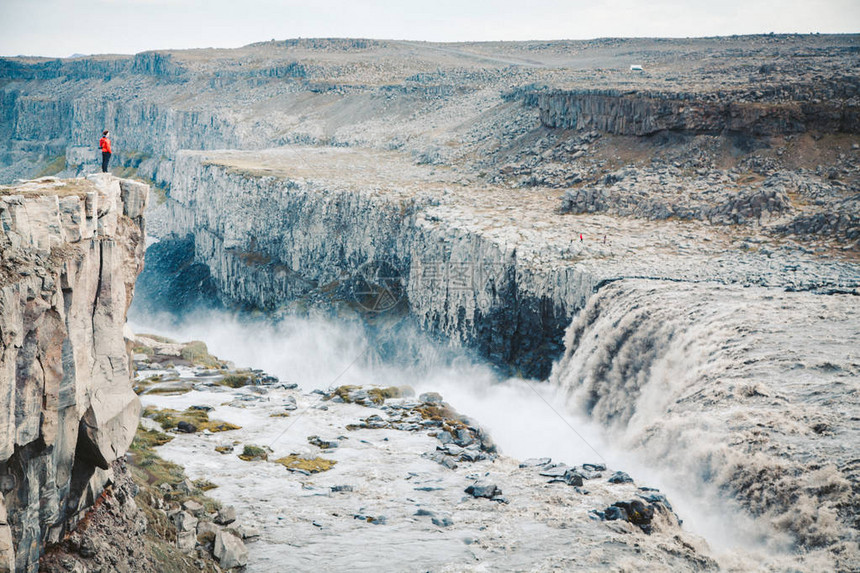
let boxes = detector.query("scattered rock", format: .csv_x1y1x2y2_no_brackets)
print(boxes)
176,421,197,433
215,506,237,526
432,515,454,527
413,508,454,527
172,510,198,533
539,464,570,478
175,478,196,494
182,500,204,515
436,430,454,444
602,499,663,534
238,444,270,461
213,530,248,569
172,511,198,553
422,451,458,470
308,435,339,449
465,480,505,502
197,521,221,538
561,469,585,487
583,463,606,472
604,505,628,521
519,457,551,468
419,392,444,403
236,525,260,540
353,514,387,525
608,471,634,484
78,537,96,559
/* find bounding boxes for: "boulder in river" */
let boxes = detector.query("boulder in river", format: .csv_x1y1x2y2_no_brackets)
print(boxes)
465,481,505,502
214,530,248,569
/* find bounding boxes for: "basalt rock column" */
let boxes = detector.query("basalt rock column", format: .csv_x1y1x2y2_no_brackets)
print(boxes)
0,174,147,572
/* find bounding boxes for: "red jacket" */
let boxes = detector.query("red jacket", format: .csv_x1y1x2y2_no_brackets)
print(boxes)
99,137,112,153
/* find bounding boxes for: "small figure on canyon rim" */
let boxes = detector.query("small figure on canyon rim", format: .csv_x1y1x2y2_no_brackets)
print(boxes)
603,235,607,245
99,130,112,173
579,233,583,242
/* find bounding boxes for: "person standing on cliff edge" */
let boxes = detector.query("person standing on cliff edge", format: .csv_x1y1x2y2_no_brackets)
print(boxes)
99,130,112,173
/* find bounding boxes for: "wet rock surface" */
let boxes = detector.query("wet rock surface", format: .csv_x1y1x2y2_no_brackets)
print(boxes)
130,347,718,572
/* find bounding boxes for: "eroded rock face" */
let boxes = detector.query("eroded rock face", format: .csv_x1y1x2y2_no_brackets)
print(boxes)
533,89,859,136
161,151,590,378
0,174,147,572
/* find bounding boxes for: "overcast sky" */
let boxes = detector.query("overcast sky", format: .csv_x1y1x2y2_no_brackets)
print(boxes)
1,0,858,57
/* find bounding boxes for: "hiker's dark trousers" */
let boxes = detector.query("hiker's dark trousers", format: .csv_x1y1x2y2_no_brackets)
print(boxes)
101,152,111,173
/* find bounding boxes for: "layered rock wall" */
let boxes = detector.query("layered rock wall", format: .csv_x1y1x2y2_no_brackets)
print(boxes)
160,148,858,377
0,175,147,572
0,86,242,185
532,90,860,135
164,153,598,377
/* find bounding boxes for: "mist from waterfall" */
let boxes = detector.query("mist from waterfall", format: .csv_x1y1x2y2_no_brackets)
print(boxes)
128,308,610,466
127,301,815,568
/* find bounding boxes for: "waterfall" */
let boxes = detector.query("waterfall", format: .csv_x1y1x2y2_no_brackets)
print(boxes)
550,278,860,565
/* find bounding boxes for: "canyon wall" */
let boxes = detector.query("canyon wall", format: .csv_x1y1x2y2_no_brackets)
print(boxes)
157,150,858,379
529,89,860,136
0,175,147,572
0,88,242,185
161,152,600,378
155,149,859,568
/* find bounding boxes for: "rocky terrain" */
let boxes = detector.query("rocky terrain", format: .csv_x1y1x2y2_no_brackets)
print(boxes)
124,334,716,572
0,33,858,572
0,175,146,571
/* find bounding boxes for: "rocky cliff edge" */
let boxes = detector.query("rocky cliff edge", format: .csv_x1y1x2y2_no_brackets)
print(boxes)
0,174,147,572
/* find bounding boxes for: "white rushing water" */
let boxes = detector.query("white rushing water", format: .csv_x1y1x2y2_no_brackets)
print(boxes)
133,309,719,571
551,279,859,570
129,301,836,570
129,309,612,466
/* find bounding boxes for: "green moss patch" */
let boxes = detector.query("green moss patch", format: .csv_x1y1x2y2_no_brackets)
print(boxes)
219,373,252,388
329,384,413,405
142,383,194,396
179,341,220,368
131,345,155,356
34,155,67,178
329,385,361,402
130,427,174,451
137,333,177,344
414,403,468,431
193,479,218,492
274,455,337,473
142,406,241,433
367,385,413,404
127,423,222,564
238,444,270,461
